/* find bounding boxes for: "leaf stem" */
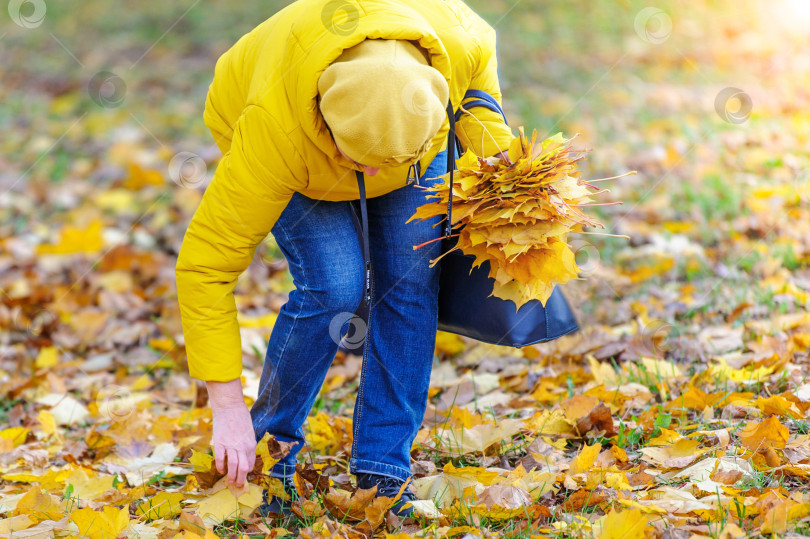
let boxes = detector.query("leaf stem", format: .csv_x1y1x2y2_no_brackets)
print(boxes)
574,231,630,239
413,233,459,250
458,105,508,157
585,171,637,183
568,201,623,207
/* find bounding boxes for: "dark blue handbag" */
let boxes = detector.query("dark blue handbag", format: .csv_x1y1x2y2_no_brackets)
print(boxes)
353,90,578,347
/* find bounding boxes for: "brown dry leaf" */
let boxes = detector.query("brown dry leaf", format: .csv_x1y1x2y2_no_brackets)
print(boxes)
362,498,391,529
763,446,783,467
254,433,295,475
478,485,532,509
294,463,331,495
178,511,207,535
324,486,378,522
575,403,617,437
712,469,743,485
562,487,613,512
193,460,227,491
523,436,568,473
299,499,324,519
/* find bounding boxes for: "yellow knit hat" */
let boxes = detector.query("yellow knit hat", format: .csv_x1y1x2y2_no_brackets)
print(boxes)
317,39,449,168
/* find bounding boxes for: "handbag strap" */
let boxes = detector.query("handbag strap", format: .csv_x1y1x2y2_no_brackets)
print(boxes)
444,100,456,238
455,89,509,125
445,89,509,237
355,169,373,305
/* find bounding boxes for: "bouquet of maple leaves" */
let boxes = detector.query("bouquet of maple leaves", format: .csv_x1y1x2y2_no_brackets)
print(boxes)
408,127,633,309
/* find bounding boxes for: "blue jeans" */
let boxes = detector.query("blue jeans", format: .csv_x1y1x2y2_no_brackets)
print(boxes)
250,150,448,482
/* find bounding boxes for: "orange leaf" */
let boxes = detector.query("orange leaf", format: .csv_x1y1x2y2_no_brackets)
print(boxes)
739,416,789,451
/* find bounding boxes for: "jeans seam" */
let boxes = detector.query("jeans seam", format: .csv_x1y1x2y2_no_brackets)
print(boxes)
253,216,307,459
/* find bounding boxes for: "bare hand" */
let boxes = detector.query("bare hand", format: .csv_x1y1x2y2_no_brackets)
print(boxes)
207,379,257,488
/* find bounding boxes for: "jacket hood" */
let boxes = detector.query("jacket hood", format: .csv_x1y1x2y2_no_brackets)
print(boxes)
280,0,453,169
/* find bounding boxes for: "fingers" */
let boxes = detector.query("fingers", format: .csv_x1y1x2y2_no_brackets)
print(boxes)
211,407,257,487
248,446,256,473
226,446,240,484
214,444,226,474
215,443,253,487
236,446,253,487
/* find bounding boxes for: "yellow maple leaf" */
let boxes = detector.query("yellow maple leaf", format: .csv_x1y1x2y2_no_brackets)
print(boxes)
434,330,466,357
35,346,59,369
70,506,129,539
640,438,707,468
37,219,104,255
135,491,185,520
524,409,574,436
2,469,70,490
12,485,64,522
761,500,810,534
0,427,29,448
410,129,632,306
65,468,115,501
189,449,215,472
123,162,164,190
37,410,56,436
597,508,652,539
569,443,602,475
195,483,264,525
754,395,802,419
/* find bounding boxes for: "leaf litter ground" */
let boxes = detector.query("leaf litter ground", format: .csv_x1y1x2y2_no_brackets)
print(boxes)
2,0,810,537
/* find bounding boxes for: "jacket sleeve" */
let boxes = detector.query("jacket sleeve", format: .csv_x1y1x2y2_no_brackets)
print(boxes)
203,40,250,155
455,21,514,158
175,105,305,382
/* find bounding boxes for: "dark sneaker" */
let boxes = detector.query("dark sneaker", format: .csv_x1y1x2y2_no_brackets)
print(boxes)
257,475,297,517
355,473,418,518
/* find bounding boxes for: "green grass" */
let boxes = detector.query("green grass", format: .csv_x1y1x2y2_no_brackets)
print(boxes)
673,173,746,222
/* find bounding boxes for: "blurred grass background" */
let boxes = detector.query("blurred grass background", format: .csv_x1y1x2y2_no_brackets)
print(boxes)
2,0,809,324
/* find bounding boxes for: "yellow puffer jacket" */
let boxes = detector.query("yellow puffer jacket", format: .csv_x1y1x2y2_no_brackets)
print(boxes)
177,0,514,381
